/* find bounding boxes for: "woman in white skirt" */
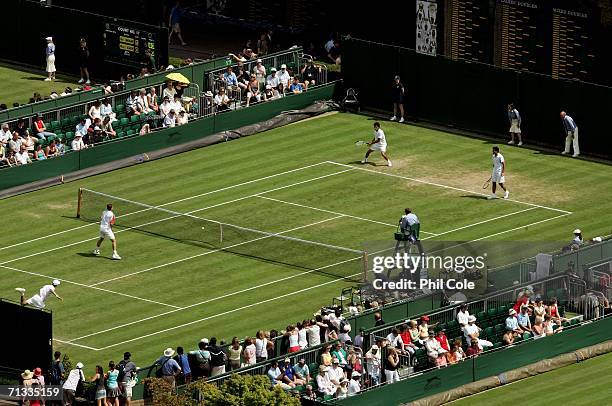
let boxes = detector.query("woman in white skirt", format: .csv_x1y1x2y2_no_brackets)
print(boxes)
45,37,56,81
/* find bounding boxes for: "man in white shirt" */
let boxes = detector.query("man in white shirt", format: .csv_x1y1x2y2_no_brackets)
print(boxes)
71,134,86,151
364,345,381,385
0,123,11,145
8,132,22,154
277,64,291,93
214,88,230,111
160,96,172,118
327,359,344,386
93,203,121,260
488,146,509,200
464,315,493,349
347,372,361,396
164,110,177,128
62,362,85,406
170,94,184,113
75,118,91,137
316,366,336,396
456,304,470,329
361,122,392,167
16,279,62,309
15,145,31,165
386,328,405,353
266,68,281,97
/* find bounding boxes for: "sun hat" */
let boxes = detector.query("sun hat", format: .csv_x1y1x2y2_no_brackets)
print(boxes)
573,229,581,234
284,358,290,363
298,358,305,363
204,91,213,97
428,330,435,336
352,371,361,377
52,279,61,286
256,58,262,63
76,362,84,369
21,369,34,379
166,65,175,70
270,67,277,72
45,37,53,41
34,368,42,377
509,309,517,315
164,348,175,357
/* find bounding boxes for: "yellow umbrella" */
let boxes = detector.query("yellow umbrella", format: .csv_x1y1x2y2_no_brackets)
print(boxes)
166,72,190,84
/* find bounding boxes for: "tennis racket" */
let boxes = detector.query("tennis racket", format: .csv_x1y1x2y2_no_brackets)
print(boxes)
482,176,492,189
355,140,368,147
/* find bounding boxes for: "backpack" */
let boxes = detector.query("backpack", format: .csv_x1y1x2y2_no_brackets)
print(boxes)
210,349,227,367
339,319,348,334
50,361,63,385
117,360,129,381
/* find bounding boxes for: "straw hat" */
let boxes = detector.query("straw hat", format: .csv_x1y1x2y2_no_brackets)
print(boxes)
163,348,175,357
21,370,33,379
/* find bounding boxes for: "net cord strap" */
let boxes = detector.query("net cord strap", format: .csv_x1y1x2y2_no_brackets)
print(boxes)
80,188,365,255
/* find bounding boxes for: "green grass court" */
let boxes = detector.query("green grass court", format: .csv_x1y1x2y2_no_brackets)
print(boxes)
0,64,77,106
450,351,612,405
1,112,611,373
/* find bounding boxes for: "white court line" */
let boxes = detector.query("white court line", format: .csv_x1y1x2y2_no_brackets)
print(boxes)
0,168,354,267
94,270,363,350
326,161,573,215
67,249,365,342
0,264,180,309
53,339,100,351
90,215,346,287
257,195,438,236
0,161,330,252
69,208,568,345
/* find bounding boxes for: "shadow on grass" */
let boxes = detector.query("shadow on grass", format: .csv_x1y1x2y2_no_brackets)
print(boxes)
347,160,379,166
21,76,45,81
76,252,112,260
460,194,488,200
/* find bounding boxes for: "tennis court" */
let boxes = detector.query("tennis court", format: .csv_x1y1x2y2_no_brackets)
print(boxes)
1,112,606,370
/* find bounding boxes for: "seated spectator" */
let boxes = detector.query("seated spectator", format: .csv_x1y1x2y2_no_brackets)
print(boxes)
466,339,482,357
532,319,546,339
353,327,365,349
543,314,562,336
88,100,102,121
243,47,257,60
338,324,351,344
15,119,28,138
532,299,547,323
171,94,184,113
328,40,341,65
327,358,345,386
445,342,459,365
408,320,423,347
126,91,140,116
214,88,230,111
294,358,310,382
246,75,262,107
337,378,349,399
101,117,116,139
160,96,172,118
331,343,349,368
253,59,266,86
147,87,160,113
266,68,281,97
236,67,250,92
91,126,104,144
517,305,532,333
163,110,177,128
278,64,291,93
464,315,493,349
9,132,22,154
513,289,531,314
386,328,405,355
46,139,59,157
267,361,293,390
502,327,515,345
136,89,151,114
32,114,56,141
76,117,92,138
15,144,31,165
301,59,321,90
34,143,47,160
302,384,317,401
505,309,523,335
176,111,188,126
100,98,116,122
0,123,11,145
364,344,381,385
452,339,466,361
282,358,305,386
348,371,361,396
223,66,238,88
435,329,450,352
398,324,417,355
71,133,86,151
316,366,336,397
55,137,65,154
0,143,12,167
457,304,470,329
425,330,447,367
22,131,37,155
61,86,73,97
548,297,567,325
320,345,333,366
163,80,177,100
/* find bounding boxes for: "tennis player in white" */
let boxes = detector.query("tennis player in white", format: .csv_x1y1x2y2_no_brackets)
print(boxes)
489,146,509,200
15,279,63,309
93,203,121,260
361,122,392,166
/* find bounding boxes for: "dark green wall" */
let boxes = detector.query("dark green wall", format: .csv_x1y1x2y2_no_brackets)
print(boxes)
342,38,612,159
0,83,336,191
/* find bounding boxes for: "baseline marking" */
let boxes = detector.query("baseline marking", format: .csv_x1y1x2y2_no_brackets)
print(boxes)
0,161,330,252
0,265,180,309
325,161,573,215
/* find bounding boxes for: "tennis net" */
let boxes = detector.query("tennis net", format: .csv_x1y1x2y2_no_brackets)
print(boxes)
76,188,367,280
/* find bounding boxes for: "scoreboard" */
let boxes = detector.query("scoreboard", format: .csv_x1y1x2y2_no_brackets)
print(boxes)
103,22,159,68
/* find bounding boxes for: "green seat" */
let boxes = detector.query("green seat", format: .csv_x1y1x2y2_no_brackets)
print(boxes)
477,311,487,321
130,114,140,123
480,320,490,329
487,308,497,318
49,120,60,131
65,131,75,141
71,115,81,125
571,318,579,325
437,322,447,331
499,305,509,314
494,324,504,335
493,341,503,349
562,321,571,327
117,131,126,138
514,334,523,342
131,124,141,132
523,332,532,340
115,104,124,113
126,130,135,137
483,327,494,339
61,117,71,128
120,117,129,127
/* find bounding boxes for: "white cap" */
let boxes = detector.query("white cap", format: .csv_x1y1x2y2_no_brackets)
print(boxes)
281,64,287,69
200,338,209,344
52,279,61,286
256,58,262,63
352,371,361,377
166,65,175,70
45,37,53,41
76,362,84,369
573,229,581,234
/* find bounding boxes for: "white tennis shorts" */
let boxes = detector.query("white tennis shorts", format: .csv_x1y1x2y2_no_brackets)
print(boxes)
26,295,45,309
509,119,521,134
492,172,505,183
100,227,116,240
46,54,56,73
370,143,387,152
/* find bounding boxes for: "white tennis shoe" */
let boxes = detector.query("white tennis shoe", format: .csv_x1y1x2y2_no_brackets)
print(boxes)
112,252,122,260
390,116,397,121
504,191,509,199
15,288,26,294
487,194,497,200
399,118,405,123
387,160,393,167
92,249,100,255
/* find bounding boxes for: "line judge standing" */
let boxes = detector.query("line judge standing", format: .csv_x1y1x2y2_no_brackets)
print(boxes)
44,36,56,81
560,111,579,157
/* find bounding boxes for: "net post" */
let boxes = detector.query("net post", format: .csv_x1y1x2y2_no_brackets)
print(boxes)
361,250,368,282
76,188,83,218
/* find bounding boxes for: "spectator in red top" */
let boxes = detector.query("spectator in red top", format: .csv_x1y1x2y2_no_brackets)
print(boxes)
513,289,531,314
399,324,416,355
548,297,567,325
435,329,450,352
466,339,481,357
32,114,56,141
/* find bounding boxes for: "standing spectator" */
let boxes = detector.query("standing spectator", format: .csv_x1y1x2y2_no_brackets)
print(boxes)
278,64,291,94
255,330,268,363
374,312,385,326
257,32,270,55
228,337,242,371
223,66,238,88
78,38,91,84
144,48,157,73
101,99,116,122
328,40,341,65
163,110,176,127
533,299,547,323
189,339,210,377
390,76,405,123
364,344,381,385
71,133,86,151
354,327,365,349
243,337,257,366
457,304,470,330
418,316,430,342
33,114,56,141
507,103,522,145
168,1,187,46
105,361,120,406
62,362,85,406
90,365,106,406
89,100,102,121
207,337,227,376
173,347,191,385
297,321,308,350
155,348,182,388
44,37,56,81
50,351,65,390
301,59,320,90
307,319,321,347
118,352,137,405
384,346,400,383
560,111,579,157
